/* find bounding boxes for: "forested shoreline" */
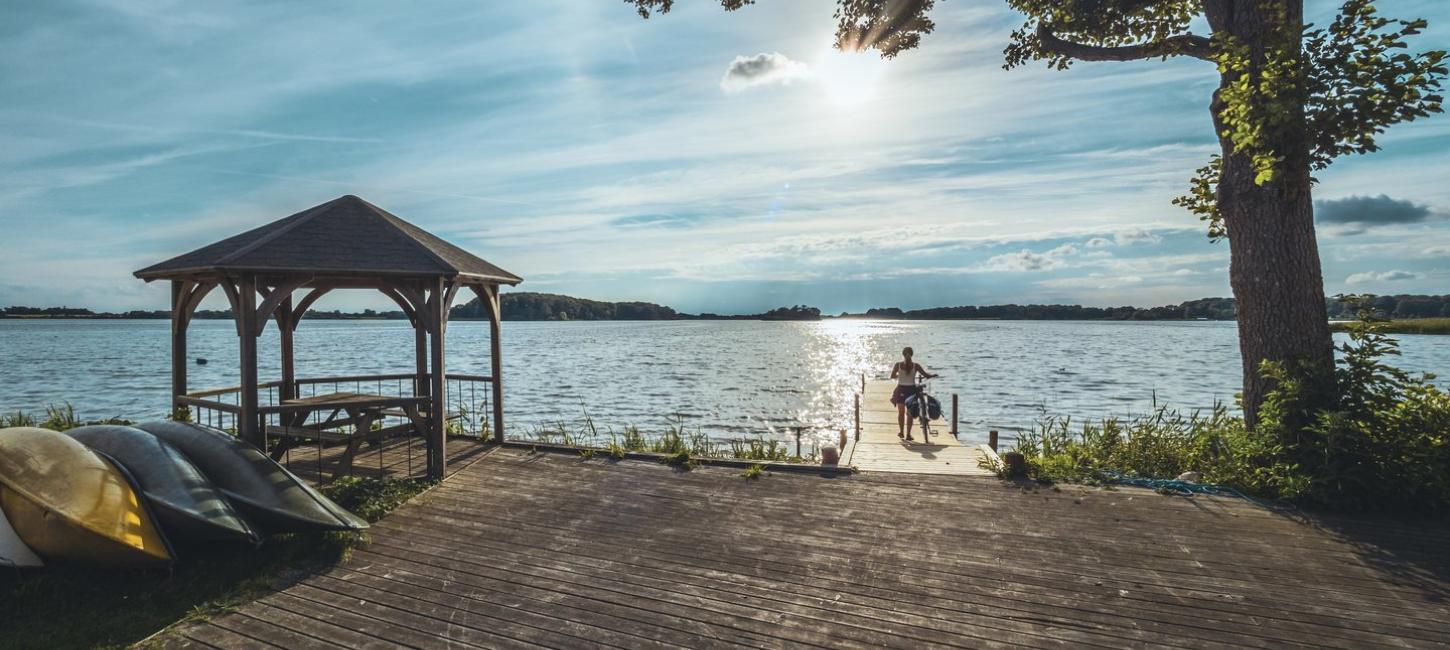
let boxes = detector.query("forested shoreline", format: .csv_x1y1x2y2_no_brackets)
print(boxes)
4,292,1448,322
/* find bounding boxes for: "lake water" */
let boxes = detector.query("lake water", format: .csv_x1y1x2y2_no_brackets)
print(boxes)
2,319,1447,448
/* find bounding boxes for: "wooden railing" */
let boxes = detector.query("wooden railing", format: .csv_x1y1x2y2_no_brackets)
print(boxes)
179,373,495,443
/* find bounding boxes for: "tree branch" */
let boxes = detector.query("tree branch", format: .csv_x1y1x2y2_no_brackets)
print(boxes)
1036,23,1213,63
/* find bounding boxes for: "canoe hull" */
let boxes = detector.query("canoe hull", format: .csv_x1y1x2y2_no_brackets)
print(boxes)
67,425,260,544
0,500,43,569
135,421,368,533
0,427,172,566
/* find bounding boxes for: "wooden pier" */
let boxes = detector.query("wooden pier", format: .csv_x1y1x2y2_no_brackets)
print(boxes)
152,447,1450,649
848,380,993,475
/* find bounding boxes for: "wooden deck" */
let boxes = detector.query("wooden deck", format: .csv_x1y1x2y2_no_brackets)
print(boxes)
152,447,1450,649
849,380,993,475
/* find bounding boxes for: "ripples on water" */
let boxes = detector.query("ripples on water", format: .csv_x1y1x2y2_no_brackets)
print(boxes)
2,319,1446,447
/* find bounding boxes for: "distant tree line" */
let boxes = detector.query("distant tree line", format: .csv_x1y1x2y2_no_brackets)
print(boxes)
6,293,1448,322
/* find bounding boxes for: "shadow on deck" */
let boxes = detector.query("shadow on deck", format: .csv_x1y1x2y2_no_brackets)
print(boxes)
156,448,1450,649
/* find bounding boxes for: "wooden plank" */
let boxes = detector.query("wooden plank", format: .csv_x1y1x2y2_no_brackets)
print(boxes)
849,379,992,475
157,449,1450,650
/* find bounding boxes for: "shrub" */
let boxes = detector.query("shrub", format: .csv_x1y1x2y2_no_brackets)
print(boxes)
1011,300,1450,512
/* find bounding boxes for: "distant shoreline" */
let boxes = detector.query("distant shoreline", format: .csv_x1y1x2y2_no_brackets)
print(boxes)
5,292,1447,325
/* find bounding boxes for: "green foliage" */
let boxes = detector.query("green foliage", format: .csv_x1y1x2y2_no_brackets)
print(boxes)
1303,1,1448,169
663,449,697,470
1012,302,1450,511
628,0,936,58
1172,156,1226,240
742,463,766,479
0,402,133,432
518,413,819,463
1255,298,1450,510
320,476,435,523
1003,0,1203,70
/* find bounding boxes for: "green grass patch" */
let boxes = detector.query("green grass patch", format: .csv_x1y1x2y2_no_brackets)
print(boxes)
0,477,432,650
1330,317,1450,335
742,463,766,479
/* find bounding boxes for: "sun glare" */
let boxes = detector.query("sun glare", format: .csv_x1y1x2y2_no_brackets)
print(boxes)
814,48,887,108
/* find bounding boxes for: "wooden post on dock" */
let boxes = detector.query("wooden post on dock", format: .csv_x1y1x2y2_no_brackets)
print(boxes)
989,429,999,452
951,394,959,438
794,427,803,458
854,393,860,441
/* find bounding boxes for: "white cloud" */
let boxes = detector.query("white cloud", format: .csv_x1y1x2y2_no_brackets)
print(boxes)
1346,270,1421,285
977,243,1080,272
1085,237,1113,248
719,52,810,92
1115,228,1163,246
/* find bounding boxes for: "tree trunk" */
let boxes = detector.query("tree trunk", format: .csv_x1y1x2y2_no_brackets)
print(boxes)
1208,0,1336,428
1217,155,1334,427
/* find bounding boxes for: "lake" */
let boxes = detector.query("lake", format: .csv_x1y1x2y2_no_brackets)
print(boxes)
2,319,1447,448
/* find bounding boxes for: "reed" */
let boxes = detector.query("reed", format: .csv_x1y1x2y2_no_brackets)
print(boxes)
516,412,819,463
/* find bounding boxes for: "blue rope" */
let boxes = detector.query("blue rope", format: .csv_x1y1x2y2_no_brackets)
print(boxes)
1098,470,1295,510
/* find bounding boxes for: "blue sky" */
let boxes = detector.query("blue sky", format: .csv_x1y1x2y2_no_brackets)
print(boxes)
2,0,1447,314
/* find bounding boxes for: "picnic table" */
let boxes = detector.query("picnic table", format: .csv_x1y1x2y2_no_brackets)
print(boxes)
263,392,432,479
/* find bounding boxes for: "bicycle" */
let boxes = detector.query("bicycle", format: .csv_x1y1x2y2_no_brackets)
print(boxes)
908,376,941,443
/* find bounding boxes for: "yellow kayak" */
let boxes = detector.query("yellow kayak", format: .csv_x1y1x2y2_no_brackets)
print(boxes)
0,427,173,566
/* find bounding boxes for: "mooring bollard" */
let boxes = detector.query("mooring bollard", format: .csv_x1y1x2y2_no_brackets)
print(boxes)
989,429,999,452
839,428,847,451
951,394,959,438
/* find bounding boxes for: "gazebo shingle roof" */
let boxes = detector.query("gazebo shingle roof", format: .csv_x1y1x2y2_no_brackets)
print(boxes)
134,195,521,284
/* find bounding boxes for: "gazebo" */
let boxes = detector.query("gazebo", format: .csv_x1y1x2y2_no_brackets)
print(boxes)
135,195,521,480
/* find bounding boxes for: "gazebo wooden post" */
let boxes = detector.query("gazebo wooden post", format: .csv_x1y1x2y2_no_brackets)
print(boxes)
237,275,262,448
170,280,189,415
485,284,505,444
414,327,429,399
278,294,296,401
427,280,448,480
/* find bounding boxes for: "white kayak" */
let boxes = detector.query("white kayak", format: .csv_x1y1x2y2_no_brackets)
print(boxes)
0,504,44,568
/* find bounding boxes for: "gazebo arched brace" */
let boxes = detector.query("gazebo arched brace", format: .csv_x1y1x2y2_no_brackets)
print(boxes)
291,287,332,325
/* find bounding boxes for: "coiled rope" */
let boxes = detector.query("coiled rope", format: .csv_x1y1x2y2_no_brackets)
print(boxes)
1098,470,1295,510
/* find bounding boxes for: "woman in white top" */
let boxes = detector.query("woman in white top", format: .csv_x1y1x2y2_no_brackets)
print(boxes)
889,346,936,441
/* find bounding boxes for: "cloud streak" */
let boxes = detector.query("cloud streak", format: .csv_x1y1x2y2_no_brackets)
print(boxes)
719,52,809,92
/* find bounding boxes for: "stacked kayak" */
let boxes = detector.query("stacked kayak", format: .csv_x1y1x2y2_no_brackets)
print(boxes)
0,427,173,566
67,425,260,544
0,421,368,568
136,421,368,533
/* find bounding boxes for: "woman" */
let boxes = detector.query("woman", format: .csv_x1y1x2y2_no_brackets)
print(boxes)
890,346,936,441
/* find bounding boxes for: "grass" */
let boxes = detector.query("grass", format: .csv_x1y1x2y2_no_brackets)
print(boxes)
742,463,766,479
516,412,819,464
1330,317,1450,335
0,476,432,650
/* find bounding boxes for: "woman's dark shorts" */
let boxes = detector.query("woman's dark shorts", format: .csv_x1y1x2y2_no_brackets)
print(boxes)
890,384,922,406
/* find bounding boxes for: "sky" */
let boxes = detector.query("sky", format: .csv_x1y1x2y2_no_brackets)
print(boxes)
2,0,1448,315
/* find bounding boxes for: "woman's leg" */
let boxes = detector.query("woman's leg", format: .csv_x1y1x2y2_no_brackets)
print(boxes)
896,403,906,436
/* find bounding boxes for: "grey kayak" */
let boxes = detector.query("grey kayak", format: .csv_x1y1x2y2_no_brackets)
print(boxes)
66,424,260,544
134,421,368,533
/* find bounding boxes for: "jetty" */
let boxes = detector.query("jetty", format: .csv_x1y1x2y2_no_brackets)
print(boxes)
848,380,993,475
153,447,1450,649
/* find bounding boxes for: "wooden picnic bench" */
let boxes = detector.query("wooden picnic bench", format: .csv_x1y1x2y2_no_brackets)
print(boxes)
263,392,431,479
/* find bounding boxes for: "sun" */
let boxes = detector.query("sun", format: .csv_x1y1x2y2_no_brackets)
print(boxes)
814,47,888,108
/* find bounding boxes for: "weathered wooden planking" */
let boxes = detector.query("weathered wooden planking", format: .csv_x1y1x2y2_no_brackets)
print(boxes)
850,380,993,475
151,448,1450,650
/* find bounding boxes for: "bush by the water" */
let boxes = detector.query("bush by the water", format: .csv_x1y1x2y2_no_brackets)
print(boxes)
1006,304,1450,512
